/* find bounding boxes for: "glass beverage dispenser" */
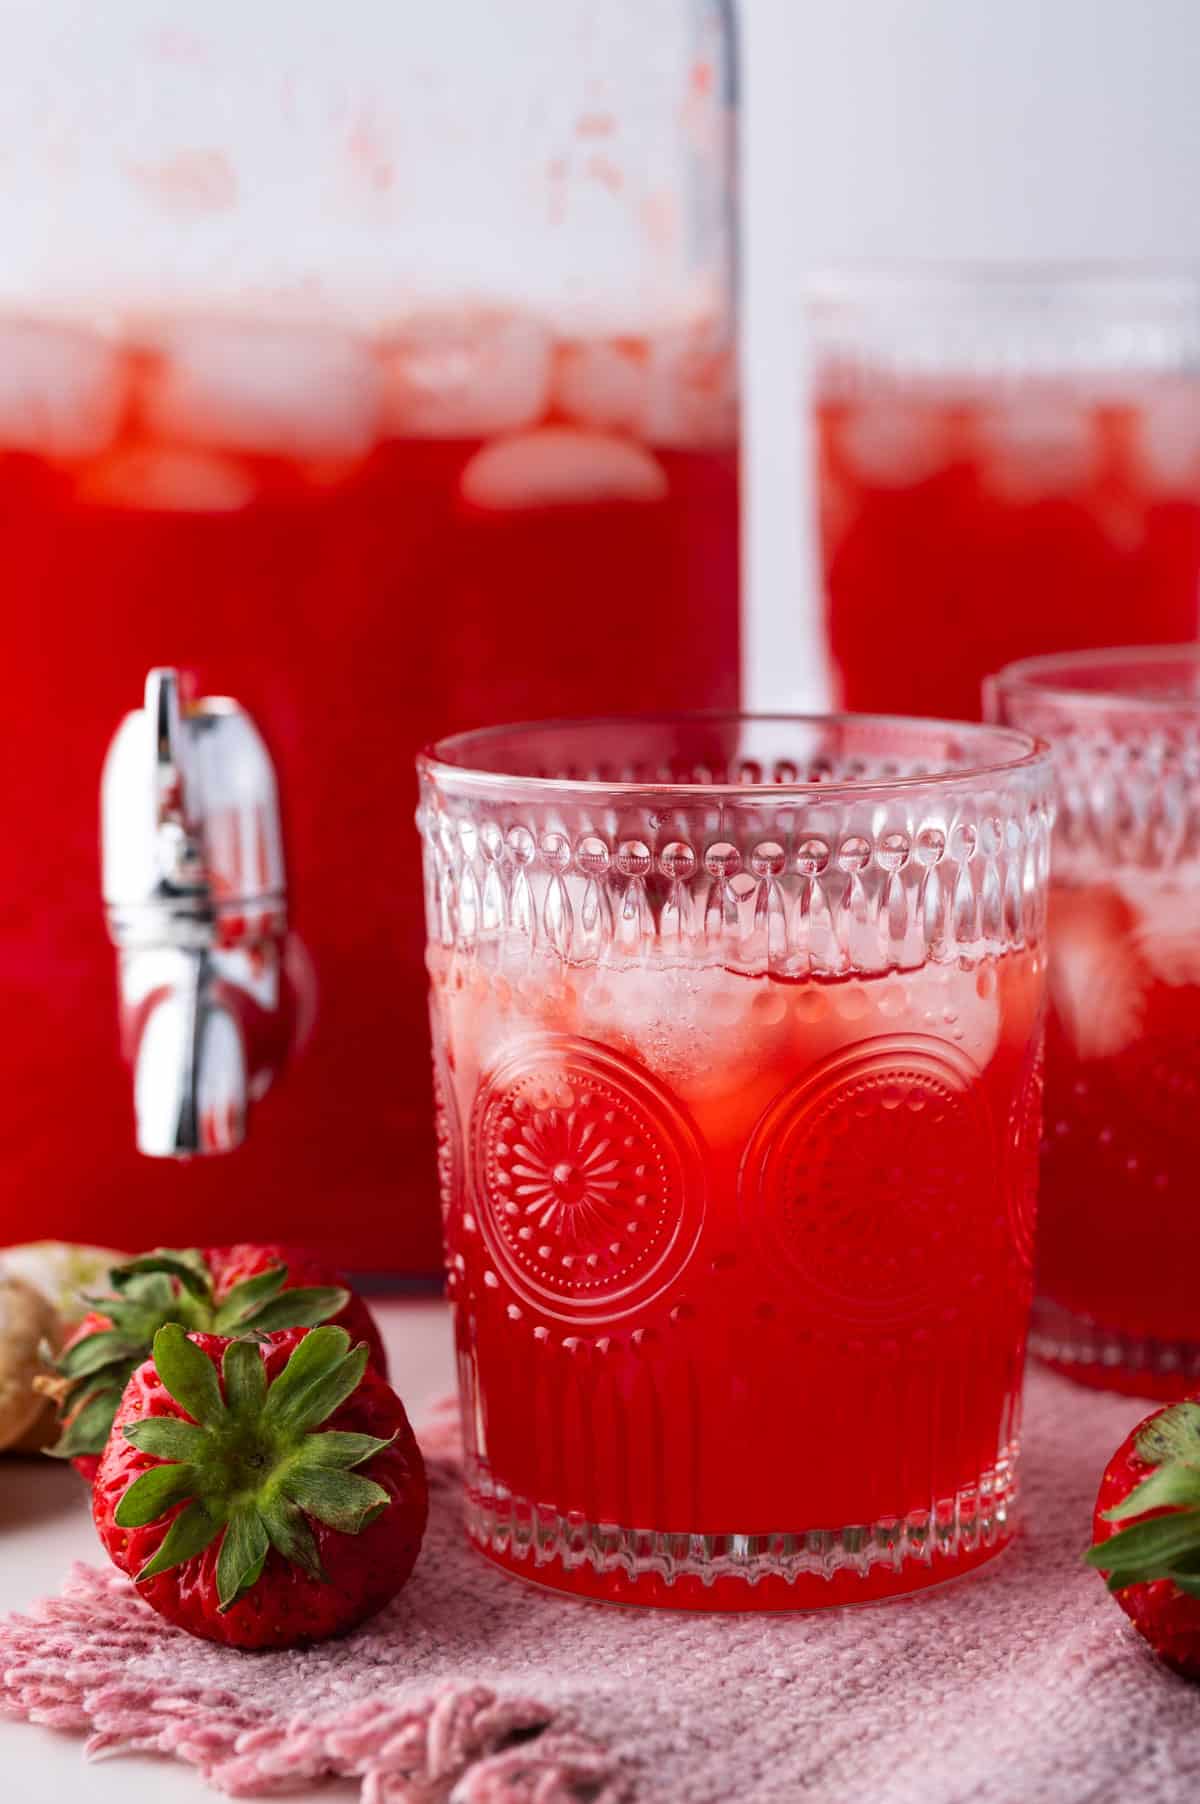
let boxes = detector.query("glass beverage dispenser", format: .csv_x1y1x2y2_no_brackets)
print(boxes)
0,1,740,1272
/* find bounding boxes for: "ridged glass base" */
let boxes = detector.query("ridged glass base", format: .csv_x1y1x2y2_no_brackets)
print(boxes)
1032,1295,1200,1401
463,1450,1019,1610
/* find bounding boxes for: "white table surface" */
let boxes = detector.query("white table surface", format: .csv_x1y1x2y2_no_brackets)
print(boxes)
0,1299,456,1804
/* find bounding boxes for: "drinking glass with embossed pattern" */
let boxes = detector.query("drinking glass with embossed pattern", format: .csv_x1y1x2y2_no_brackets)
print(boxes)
988,647,1200,1399
419,714,1051,1608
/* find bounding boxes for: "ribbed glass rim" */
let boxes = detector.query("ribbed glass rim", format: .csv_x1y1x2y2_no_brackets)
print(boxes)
800,262,1200,377
419,710,1050,801
989,645,1200,718
801,260,1200,312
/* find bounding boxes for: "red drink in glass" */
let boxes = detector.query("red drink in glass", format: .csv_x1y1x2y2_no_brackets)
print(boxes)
422,714,1051,1607
2,313,738,1270
989,646,1200,1396
1039,881,1200,1385
807,273,1200,722
435,949,1043,1606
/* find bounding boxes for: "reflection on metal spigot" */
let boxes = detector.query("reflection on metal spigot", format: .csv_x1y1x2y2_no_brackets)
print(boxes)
102,668,290,1160
130,949,246,1156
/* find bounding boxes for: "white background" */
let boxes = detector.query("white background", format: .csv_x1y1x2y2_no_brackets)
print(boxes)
742,0,1200,712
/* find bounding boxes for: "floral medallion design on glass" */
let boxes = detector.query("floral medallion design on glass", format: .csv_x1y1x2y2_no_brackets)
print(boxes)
472,1034,705,1321
741,1035,994,1327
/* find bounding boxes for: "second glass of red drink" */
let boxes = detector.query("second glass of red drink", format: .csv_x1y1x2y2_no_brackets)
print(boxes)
989,646,1200,1397
806,268,1200,721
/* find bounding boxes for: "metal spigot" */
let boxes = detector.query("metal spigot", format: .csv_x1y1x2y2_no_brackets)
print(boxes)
101,668,289,1158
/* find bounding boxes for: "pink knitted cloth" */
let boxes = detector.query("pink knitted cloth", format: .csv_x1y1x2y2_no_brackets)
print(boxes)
2,1371,1198,1803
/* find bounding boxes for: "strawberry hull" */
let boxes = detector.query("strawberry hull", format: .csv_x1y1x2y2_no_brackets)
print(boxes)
1089,1401,1200,1678
56,1244,387,1482
93,1330,427,1650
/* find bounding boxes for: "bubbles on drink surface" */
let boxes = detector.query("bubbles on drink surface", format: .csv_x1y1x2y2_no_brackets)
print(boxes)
433,949,1009,1143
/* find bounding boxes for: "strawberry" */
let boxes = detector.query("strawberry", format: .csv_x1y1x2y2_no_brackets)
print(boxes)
1086,1395,1200,1676
203,1247,388,1377
93,1324,427,1649
51,1244,387,1479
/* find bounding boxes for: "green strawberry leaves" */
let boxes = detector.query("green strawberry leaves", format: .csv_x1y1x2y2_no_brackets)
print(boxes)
119,1325,391,1613
116,1460,200,1526
211,1266,287,1327
1087,1400,1200,1596
47,1268,197,1459
1136,1402,1200,1469
222,1338,268,1418
278,1468,390,1535
256,1323,345,1415
1101,1463,1200,1524
216,1508,270,1613
263,1334,370,1437
51,1249,351,1461
232,1288,350,1334
115,1252,211,1301
123,1418,208,1462
51,1383,127,1460
1088,1509,1200,1590
261,1495,327,1585
153,1326,227,1428
290,1430,395,1469
213,1265,350,1337
138,1500,225,1581
58,1331,144,1381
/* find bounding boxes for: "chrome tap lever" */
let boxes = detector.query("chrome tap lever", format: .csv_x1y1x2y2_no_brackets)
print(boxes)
102,668,289,1159
145,667,205,895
